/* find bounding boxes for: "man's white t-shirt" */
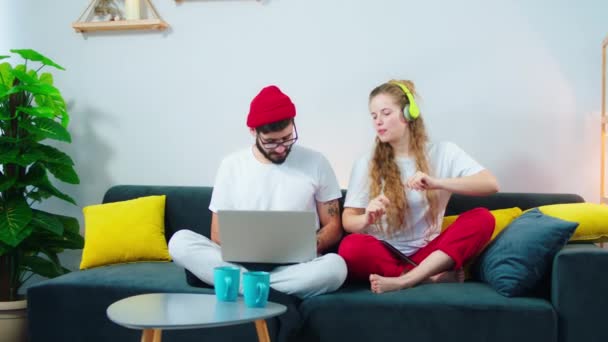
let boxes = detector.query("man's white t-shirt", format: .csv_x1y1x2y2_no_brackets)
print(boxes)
209,145,342,229
344,141,485,256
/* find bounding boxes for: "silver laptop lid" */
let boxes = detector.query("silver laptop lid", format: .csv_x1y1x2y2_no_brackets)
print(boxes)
217,210,317,264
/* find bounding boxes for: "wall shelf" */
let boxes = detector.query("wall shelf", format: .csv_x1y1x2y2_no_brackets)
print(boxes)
73,0,168,33
73,18,168,33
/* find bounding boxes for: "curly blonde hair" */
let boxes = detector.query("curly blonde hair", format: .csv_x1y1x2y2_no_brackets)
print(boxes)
368,80,439,237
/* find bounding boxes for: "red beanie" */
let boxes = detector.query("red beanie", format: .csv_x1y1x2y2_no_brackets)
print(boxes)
247,85,296,128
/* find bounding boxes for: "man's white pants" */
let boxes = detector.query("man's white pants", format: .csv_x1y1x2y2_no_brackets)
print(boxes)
168,229,348,299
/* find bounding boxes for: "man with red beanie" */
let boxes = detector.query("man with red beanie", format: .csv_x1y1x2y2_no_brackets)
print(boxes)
169,85,347,298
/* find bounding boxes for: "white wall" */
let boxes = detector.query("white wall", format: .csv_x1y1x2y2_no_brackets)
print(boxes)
5,0,607,226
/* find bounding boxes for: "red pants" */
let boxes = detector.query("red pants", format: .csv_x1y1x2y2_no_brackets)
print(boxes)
338,207,495,281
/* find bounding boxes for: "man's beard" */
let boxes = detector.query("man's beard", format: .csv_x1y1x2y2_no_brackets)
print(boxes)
255,140,292,165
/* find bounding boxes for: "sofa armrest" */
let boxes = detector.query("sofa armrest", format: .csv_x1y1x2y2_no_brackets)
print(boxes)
552,244,608,342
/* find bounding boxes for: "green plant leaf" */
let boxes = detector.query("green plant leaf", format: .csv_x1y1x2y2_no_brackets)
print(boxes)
26,189,52,202
11,68,38,86
33,92,68,127
60,228,84,249
0,62,14,88
0,241,11,254
33,93,68,127
27,69,38,81
34,93,64,111
60,112,70,128
39,73,53,85
0,86,22,101
31,210,63,236
21,163,46,186
10,49,65,71
19,117,71,142
0,174,17,192
22,255,65,278
39,248,61,269
15,83,60,97
33,84,64,101
0,56,8,60
41,246,63,254
15,106,55,119
24,227,83,250
35,177,77,205
0,197,33,247
68,231,83,248
21,166,75,204
18,147,45,166
37,144,74,165
0,144,19,164
0,108,10,121
55,214,80,235
45,163,79,184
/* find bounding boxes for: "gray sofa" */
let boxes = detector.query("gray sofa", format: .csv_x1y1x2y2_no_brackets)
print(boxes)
27,185,608,342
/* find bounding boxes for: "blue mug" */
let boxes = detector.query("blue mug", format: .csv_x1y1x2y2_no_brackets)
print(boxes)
243,271,270,308
213,266,240,302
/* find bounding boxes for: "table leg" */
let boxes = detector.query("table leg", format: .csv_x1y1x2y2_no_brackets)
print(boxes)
254,319,270,342
141,329,162,342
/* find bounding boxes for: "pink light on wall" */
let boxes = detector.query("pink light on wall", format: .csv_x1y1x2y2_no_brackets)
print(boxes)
602,34,608,204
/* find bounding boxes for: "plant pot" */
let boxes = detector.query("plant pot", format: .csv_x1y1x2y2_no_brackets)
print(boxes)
0,299,27,342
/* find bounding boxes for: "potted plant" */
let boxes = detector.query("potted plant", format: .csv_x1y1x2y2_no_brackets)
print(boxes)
0,49,83,340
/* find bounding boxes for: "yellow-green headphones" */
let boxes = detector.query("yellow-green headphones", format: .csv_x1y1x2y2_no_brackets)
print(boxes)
391,82,420,121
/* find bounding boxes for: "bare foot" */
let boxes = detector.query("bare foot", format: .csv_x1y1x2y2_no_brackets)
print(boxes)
369,274,408,294
427,269,465,284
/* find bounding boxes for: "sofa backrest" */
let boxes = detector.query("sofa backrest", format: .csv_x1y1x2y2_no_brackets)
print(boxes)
445,192,584,215
103,185,585,241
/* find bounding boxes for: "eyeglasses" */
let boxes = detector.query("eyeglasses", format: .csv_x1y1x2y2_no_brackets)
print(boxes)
257,125,299,150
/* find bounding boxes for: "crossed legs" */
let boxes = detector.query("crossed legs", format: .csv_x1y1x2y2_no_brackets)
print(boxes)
168,229,347,299
339,207,494,293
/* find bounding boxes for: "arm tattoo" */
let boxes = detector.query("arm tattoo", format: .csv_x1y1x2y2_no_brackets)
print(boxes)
323,200,339,217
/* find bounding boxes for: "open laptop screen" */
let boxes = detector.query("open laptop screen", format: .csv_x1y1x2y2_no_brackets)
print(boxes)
217,210,317,264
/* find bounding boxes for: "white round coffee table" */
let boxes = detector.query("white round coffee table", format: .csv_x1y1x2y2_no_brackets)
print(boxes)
107,293,287,342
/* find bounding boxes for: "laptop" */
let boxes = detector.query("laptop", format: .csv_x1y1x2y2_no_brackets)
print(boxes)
217,210,318,264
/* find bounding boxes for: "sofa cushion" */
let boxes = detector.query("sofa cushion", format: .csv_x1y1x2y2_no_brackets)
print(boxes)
35,262,209,293
27,263,268,342
442,207,523,240
80,195,171,269
473,208,578,297
299,282,556,342
103,185,214,240
536,202,608,242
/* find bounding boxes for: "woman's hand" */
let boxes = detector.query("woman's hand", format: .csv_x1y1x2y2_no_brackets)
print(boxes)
365,194,390,225
407,171,441,191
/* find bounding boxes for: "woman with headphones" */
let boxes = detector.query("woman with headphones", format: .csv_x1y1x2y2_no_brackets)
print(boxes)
338,80,500,293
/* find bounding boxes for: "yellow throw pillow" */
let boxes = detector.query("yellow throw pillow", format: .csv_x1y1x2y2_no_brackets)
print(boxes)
442,207,523,240
80,195,171,269
535,203,608,242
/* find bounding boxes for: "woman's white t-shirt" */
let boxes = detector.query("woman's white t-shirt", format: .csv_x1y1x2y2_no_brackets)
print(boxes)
209,145,342,230
344,141,485,256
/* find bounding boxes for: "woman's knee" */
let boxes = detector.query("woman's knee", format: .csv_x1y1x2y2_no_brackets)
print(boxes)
338,234,376,262
468,207,495,240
